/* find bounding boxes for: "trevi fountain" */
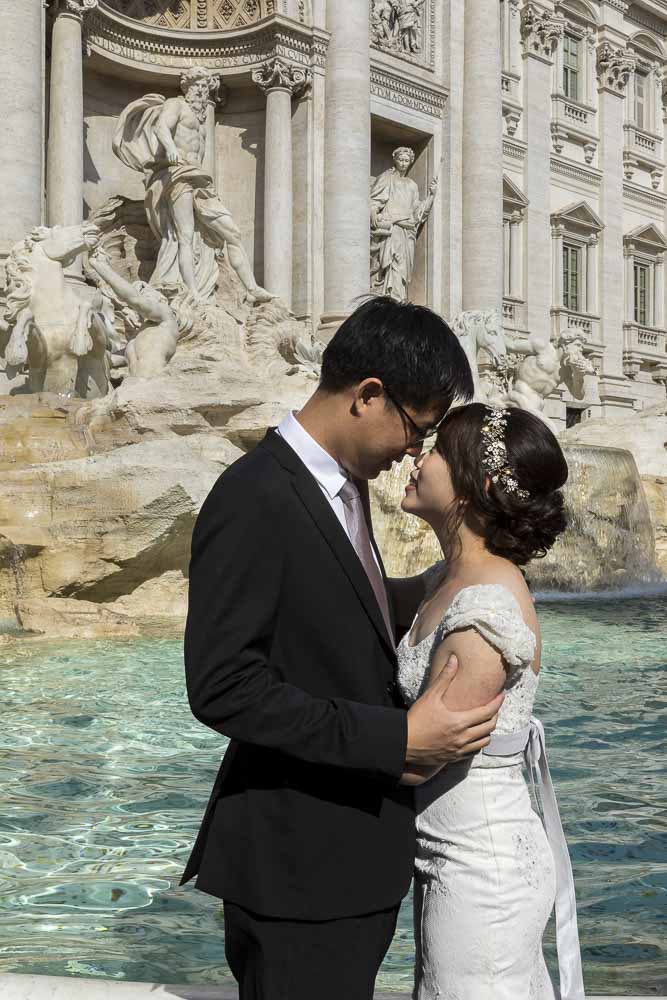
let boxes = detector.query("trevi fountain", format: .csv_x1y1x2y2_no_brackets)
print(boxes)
0,1,665,997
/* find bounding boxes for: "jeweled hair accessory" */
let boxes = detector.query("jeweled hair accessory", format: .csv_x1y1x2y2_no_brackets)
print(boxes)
481,407,530,501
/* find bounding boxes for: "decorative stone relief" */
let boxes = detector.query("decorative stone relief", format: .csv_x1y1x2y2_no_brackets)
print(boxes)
104,0,275,29
520,3,564,60
370,0,435,68
252,57,310,95
370,67,446,117
596,41,635,95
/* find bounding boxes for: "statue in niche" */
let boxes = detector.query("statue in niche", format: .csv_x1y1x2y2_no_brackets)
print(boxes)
86,246,194,378
371,0,426,54
113,66,273,304
370,146,437,303
0,223,118,398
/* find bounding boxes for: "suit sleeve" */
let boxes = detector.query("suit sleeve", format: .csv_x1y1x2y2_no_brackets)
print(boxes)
184,471,408,785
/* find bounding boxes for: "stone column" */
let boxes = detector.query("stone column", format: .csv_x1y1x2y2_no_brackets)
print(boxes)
461,0,504,315
47,0,97,235
587,236,598,315
319,0,371,337
654,253,664,328
597,41,635,378
509,211,523,298
0,0,44,259
253,59,310,307
521,4,565,345
203,76,224,190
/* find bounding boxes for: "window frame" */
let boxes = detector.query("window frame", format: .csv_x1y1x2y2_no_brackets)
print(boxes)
563,241,581,312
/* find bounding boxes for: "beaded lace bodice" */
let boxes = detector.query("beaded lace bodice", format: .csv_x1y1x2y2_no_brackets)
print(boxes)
397,583,539,769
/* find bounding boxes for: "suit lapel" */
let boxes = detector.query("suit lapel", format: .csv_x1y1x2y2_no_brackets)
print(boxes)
259,431,396,659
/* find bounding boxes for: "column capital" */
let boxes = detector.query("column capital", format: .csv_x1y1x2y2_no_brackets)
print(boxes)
596,41,635,96
60,0,98,17
252,58,311,98
520,4,564,62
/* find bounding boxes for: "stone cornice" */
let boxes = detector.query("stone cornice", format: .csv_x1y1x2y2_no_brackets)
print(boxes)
85,5,328,77
550,155,602,186
503,138,527,161
627,3,667,36
623,179,667,207
370,64,447,117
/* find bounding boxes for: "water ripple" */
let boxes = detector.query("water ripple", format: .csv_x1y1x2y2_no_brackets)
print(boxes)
0,601,665,994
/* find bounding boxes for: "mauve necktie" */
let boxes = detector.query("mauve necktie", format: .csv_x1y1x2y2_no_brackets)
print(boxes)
338,479,393,644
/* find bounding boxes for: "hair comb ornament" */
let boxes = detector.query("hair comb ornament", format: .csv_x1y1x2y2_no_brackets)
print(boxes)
481,407,530,501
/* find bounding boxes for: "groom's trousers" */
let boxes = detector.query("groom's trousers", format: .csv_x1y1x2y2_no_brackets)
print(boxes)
223,899,400,1000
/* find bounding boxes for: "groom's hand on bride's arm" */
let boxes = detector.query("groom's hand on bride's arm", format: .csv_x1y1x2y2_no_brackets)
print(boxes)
404,655,504,773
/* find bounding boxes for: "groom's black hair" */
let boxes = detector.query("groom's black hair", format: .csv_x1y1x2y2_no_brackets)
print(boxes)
319,296,474,410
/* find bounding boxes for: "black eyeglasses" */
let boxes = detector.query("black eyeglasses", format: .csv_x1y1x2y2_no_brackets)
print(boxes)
383,386,444,444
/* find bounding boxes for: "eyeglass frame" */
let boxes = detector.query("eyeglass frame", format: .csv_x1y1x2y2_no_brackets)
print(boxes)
382,385,447,445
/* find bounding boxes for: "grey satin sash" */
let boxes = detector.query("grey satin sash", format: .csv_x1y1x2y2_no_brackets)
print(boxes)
484,717,586,1000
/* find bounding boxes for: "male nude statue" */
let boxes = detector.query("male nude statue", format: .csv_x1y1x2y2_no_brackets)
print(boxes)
113,67,272,303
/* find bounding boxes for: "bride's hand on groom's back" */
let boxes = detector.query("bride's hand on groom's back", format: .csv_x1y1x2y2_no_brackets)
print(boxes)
403,655,504,780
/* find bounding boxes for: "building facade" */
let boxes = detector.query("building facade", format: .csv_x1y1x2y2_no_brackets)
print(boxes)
1,0,667,426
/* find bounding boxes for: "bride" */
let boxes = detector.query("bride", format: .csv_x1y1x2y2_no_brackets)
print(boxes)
397,403,585,1000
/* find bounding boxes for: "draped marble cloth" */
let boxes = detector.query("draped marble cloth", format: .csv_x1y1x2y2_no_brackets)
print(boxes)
112,95,225,300
370,168,430,302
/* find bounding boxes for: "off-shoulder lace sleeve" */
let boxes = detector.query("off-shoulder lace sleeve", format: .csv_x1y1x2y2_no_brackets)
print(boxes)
435,583,536,670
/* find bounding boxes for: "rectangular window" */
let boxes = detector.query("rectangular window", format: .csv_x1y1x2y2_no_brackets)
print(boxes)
635,71,647,130
563,34,580,102
634,262,650,325
563,243,580,311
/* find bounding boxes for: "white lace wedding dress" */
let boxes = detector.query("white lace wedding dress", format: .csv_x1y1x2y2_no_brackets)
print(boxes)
397,584,559,1000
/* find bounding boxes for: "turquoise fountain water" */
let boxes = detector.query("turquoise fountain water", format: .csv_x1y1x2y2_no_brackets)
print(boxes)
1,594,666,995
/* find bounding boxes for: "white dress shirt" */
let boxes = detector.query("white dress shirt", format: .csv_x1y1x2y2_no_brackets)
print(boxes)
276,411,382,572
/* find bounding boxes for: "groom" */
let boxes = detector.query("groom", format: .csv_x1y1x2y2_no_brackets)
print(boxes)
182,297,504,999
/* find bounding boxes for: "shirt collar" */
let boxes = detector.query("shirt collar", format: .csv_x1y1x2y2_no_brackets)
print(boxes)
276,411,348,500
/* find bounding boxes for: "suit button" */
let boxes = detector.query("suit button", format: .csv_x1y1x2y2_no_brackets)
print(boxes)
386,680,397,696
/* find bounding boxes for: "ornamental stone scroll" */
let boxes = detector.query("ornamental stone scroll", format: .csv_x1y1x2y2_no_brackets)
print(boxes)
252,58,311,98
62,0,99,16
596,41,635,96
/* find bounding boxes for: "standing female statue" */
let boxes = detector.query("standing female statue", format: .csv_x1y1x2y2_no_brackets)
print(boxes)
370,147,437,303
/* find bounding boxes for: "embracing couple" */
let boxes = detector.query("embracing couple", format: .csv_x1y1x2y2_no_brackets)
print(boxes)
181,298,585,1000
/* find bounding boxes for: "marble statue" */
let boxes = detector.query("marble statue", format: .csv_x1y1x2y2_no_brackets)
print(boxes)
498,329,595,430
394,0,426,52
370,147,437,302
450,309,506,399
559,325,596,400
112,66,272,304
87,247,194,379
1,223,116,398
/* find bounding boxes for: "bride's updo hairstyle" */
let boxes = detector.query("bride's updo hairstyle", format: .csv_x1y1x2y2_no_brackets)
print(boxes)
435,403,569,566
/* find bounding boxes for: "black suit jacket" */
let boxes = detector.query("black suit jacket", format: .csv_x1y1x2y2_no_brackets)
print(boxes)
180,430,415,920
